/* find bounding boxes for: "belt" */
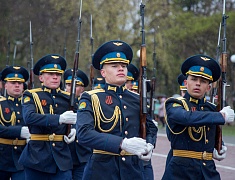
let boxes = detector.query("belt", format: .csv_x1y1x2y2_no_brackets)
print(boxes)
173,149,213,160
93,149,134,156
31,134,64,141
0,138,26,146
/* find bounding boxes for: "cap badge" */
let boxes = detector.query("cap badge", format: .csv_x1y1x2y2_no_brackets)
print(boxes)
113,42,123,46
15,74,18,77
200,67,204,72
13,66,20,70
116,53,121,58
51,55,59,59
54,64,58,68
201,57,210,61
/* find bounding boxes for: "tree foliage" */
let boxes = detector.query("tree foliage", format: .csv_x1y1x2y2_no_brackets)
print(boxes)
1,0,235,98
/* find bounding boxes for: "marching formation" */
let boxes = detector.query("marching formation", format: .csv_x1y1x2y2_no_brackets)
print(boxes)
0,1,234,180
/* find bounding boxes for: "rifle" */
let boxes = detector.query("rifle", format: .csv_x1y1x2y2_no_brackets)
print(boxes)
149,30,157,119
215,0,229,154
89,14,95,90
27,21,34,90
67,0,82,135
210,23,221,104
138,1,147,139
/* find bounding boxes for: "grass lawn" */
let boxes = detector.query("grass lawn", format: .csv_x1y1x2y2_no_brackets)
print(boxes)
222,124,235,136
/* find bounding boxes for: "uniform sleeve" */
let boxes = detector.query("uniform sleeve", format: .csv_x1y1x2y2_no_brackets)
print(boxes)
146,114,158,146
0,125,22,139
22,90,60,127
165,99,225,127
76,92,123,154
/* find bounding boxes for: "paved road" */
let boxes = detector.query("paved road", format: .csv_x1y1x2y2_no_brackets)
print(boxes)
152,131,235,180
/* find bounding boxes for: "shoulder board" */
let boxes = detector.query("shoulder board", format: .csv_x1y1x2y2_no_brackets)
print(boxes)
166,97,185,105
127,89,139,95
86,89,105,95
27,88,43,93
60,90,70,95
0,96,7,101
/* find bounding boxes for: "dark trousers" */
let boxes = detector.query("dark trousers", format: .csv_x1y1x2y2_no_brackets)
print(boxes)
0,170,25,180
72,163,87,180
24,167,72,180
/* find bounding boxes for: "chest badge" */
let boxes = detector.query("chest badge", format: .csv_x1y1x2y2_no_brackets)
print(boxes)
41,100,47,106
191,107,196,112
4,108,10,114
105,96,113,105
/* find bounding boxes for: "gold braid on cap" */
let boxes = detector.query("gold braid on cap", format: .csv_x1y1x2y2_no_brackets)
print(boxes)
91,94,121,132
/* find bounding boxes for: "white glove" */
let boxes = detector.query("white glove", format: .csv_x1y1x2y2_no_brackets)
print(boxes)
20,126,31,139
59,111,77,125
139,143,154,161
213,145,227,161
220,106,234,123
64,128,76,144
121,137,148,156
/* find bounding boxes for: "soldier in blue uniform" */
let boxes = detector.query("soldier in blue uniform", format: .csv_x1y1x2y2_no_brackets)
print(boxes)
19,54,77,180
125,63,139,90
162,54,234,180
64,68,92,180
0,66,30,180
93,77,105,89
76,40,157,180
177,73,187,97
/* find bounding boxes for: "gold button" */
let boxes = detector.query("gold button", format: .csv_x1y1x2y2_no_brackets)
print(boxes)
52,143,55,146
207,127,210,131
203,162,206,166
16,103,19,106
119,95,122,98
53,96,55,98
122,157,125,161
124,105,127,109
55,104,58,107
17,112,20,114
126,118,128,122
201,107,204,110
125,131,128,135
76,140,79,143
205,139,208,143
120,150,126,156
17,120,20,123
14,146,17,149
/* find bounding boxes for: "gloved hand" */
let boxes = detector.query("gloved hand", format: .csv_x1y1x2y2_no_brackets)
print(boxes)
20,126,31,139
120,137,148,156
213,145,227,161
139,143,154,161
59,111,77,125
220,106,234,123
64,128,76,144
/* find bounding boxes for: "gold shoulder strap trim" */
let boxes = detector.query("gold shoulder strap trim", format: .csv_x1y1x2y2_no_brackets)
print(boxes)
91,94,121,132
0,97,6,101
28,88,43,93
32,92,44,114
0,104,16,126
164,97,188,135
60,90,70,95
86,89,105,95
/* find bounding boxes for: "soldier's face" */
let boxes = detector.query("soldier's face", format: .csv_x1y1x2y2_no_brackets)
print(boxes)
100,63,127,86
5,81,24,98
184,75,211,99
65,83,84,97
39,72,62,89
125,80,133,90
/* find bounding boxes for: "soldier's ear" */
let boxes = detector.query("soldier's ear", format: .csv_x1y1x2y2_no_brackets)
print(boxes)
100,69,106,78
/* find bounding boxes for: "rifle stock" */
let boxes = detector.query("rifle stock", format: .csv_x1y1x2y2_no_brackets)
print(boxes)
28,21,34,90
